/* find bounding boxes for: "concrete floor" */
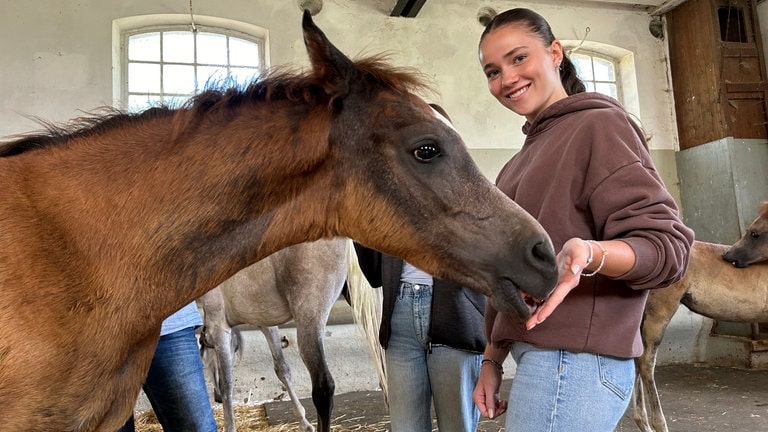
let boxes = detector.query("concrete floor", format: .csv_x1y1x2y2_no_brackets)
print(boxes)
132,301,768,431
135,302,383,412
262,364,768,431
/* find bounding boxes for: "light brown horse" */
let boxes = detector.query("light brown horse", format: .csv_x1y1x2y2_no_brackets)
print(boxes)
0,10,558,432
198,238,349,432
633,205,768,432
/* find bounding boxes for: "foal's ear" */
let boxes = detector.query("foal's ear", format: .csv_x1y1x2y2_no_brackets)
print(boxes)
302,9,357,101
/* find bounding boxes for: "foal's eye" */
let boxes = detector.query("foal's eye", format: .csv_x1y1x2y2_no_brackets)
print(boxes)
751,231,761,239
413,143,441,162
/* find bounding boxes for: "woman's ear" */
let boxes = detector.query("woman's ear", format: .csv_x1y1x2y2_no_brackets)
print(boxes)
551,40,564,69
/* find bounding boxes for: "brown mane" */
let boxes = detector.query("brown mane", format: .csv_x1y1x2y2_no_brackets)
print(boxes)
0,54,427,158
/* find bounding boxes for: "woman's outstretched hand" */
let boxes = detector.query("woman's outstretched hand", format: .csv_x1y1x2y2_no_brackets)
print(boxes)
526,237,591,330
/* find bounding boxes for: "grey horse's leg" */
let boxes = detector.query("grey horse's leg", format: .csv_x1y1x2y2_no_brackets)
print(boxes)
295,321,334,432
262,326,315,432
199,290,239,432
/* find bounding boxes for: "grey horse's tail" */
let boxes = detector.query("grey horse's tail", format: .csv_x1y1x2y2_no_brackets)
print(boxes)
345,239,389,406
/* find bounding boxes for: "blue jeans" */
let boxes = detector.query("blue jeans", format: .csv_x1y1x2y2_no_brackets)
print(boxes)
504,342,634,432
386,282,481,432
118,326,217,432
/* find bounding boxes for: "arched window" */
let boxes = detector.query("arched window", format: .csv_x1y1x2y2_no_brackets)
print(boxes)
562,41,640,117
570,52,620,100
114,15,268,112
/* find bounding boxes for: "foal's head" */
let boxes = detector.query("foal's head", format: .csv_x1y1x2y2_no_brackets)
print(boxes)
287,11,557,317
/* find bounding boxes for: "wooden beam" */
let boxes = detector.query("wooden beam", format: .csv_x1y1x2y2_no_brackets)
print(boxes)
390,0,427,17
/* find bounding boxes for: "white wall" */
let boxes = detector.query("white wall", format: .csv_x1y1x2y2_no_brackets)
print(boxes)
0,0,675,173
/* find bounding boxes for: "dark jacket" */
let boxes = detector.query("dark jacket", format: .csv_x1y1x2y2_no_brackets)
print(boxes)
354,243,487,353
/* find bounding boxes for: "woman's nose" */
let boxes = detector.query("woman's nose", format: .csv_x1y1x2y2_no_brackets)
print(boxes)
500,68,518,87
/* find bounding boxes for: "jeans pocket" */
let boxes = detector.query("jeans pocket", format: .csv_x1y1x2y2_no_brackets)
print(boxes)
597,354,635,400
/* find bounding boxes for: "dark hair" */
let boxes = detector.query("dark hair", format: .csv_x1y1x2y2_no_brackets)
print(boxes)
480,8,586,96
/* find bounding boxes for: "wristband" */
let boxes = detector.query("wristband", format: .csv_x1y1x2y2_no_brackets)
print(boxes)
481,358,504,374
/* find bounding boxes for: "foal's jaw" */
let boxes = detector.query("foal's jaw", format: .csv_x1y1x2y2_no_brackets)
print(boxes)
490,278,548,319
522,291,546,314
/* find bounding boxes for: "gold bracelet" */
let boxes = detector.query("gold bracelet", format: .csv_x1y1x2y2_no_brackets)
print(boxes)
582,240,607,277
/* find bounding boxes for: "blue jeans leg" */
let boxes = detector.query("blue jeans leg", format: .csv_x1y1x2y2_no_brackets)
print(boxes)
118,326,218,432
386,284,432,432
504,342,634,432
385,283,481,432
428,345,482,432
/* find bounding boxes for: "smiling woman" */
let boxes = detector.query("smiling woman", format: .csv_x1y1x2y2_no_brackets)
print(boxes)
473,8,693,432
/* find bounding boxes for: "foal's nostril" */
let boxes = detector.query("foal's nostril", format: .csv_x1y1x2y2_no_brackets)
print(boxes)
531,239,553,260
526,236,559,291
530,237,557,267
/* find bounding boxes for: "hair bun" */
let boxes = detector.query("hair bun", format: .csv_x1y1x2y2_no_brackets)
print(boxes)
477,7,497,27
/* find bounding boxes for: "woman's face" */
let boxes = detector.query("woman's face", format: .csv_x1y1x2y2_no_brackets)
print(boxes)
479,24,567,123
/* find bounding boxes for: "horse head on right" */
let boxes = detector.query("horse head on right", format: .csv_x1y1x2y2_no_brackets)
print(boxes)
723,201,768,268
297,11,558,317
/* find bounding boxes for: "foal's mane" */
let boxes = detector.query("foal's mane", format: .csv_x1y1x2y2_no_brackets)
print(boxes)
0,54,428,158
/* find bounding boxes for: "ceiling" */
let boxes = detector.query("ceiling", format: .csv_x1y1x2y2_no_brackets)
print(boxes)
390,0,690,18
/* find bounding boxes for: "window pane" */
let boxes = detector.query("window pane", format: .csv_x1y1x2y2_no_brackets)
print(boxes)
593,58,615,81
128,33,160,61
197,33,228,65
164,94,191,108
163,31,195,63
197,65,229,89
595,82,618,99
230,67,259,85
128,62,161,93
585,81,595,92
128,94,161,112
230,38,260,67
571,53,594,81
163,64,196,94
124,28,265,113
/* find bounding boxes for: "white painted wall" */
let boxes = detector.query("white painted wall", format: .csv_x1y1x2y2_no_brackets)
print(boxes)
0,1,675,154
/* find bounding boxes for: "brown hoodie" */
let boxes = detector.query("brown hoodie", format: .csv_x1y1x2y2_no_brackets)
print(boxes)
488,92,694,358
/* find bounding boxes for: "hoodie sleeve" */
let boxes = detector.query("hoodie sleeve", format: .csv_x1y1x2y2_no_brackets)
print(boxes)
584,107,695,289
590,161,694,289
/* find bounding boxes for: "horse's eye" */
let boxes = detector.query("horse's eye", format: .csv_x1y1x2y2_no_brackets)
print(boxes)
751,231,761,239
413,143,441,162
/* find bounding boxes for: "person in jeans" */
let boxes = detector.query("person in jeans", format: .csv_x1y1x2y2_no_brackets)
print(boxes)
355,244,486,432
118,302,217,432
472,8,694,432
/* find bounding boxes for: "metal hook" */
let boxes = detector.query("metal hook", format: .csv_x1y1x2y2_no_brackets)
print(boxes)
189,0,198,33
567,26,591,55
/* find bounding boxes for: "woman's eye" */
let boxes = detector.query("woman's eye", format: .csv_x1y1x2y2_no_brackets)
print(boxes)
413,144,441,162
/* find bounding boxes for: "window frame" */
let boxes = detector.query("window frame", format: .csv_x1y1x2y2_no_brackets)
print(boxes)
112,15,269,111
569,50,623,102
562,40,640,120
